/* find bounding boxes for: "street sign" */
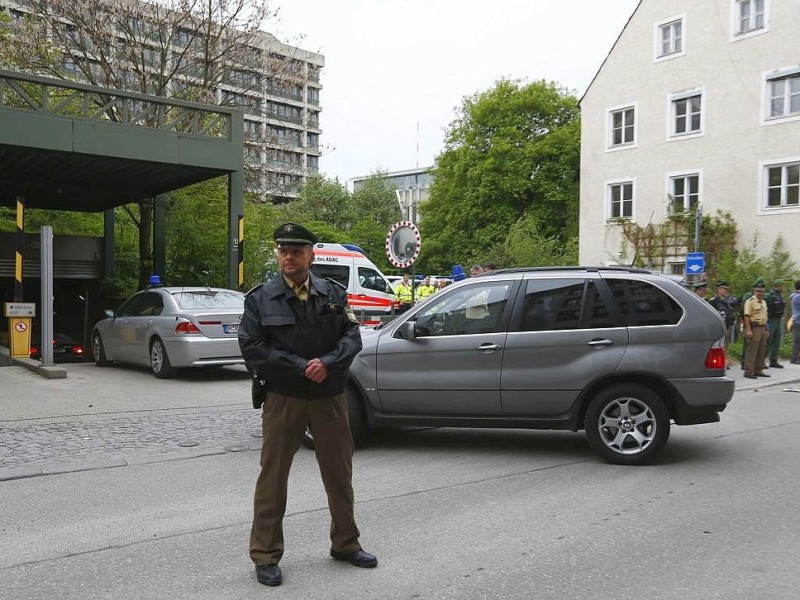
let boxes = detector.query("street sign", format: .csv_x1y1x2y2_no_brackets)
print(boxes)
686,252,705,274
4,302,36,317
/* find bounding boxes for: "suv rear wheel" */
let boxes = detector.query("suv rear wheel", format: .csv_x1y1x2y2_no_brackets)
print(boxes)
585,383,670,465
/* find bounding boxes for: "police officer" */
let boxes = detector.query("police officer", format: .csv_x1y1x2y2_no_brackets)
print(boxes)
416,276,436,300
394,273,414,313
743,278,770,379
765,279,786,368
239,222,377,587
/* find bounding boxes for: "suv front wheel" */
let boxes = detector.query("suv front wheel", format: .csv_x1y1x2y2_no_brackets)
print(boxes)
585,383,670,466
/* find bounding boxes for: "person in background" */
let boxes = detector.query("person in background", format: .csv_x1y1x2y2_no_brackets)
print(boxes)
765,279,786,368
437,279,449,291
416,276,436,300
742,278,770,379
394,273,414,313
708,280,736,368
791,280,800,364
482,262,498,272
469,265,483,277
238,222,377,587
692,281,708,299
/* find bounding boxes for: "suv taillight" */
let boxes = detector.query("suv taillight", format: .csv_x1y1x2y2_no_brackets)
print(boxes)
175,321,201,335
705,337,727,369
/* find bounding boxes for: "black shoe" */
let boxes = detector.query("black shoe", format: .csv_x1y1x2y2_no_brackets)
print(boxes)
330,548,378,568
744,372,757,379
770,362,784,368
255,564,282,586
756,372,771,377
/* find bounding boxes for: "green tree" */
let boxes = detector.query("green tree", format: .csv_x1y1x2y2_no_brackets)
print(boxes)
504,212,578,267
419,79,580,273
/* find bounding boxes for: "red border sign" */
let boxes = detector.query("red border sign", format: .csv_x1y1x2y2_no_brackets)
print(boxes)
385,221,421,269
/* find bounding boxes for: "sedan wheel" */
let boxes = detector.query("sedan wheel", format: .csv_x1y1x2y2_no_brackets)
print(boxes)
585,383,670,466
92,331,111,367
150,337,175,379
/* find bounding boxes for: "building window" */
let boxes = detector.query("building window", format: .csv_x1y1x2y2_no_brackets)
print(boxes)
669,173,700,213
654,15,685,61
608,105,636,149
735,0,765,35
764,161,800,209
670,90,703,138
608,181,634,219
766,72,800,120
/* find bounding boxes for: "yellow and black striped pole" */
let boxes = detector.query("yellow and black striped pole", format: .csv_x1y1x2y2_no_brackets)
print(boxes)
15,197,24,301
237,214,244,289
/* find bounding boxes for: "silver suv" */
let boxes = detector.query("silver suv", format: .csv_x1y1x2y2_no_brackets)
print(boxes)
331,267,734,465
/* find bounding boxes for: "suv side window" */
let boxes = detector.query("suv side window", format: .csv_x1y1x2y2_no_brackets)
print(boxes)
414,282,512,336
605,278,683,326
583,280,619,329
358,266,389,293
521,279,584,331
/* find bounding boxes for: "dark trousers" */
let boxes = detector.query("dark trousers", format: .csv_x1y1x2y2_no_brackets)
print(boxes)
250,392,361,566
793,326,800,362
745,326,768,374
766,318,783,363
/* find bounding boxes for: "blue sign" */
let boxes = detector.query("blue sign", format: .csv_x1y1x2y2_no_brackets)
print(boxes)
686,252,705,274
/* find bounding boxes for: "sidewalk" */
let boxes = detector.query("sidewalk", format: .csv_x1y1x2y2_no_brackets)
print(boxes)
727,359,800,392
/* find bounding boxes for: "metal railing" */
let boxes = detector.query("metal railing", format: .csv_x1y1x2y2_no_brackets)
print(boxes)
0,68,237,140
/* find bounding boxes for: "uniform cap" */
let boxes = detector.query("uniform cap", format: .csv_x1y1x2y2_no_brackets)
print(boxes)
773,279,784,286
753,277,766,288
273,222,318,247
715,280,729,287
693,281,708,289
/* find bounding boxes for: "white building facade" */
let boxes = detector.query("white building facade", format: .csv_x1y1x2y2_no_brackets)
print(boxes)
579,0,800,273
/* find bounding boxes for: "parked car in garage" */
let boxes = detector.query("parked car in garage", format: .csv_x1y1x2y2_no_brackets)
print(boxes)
30,332,88,363
307,266,735,465
91,286,245,378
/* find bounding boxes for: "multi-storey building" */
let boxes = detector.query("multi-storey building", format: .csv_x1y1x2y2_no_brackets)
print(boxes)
0,0,323,202
350,167,433,223
579,0,799,273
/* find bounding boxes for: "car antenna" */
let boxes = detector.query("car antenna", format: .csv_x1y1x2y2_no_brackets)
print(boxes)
631,211,655,268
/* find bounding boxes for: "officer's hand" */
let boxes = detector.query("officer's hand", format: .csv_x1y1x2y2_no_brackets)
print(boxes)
305,358,328,383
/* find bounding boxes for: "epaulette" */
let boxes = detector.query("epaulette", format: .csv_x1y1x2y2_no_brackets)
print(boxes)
245,283,264,296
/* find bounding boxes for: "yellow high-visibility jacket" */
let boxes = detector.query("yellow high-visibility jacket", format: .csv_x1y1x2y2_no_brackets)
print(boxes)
416,284,436,300
395,282,414,304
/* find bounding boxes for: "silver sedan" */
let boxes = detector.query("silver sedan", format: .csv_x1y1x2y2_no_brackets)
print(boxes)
91,286,245,378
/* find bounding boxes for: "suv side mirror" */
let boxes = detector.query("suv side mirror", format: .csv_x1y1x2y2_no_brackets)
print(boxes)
396,321,417,341
104,309,115,318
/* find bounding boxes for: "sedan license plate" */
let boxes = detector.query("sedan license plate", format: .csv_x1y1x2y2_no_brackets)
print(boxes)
223,324,239,334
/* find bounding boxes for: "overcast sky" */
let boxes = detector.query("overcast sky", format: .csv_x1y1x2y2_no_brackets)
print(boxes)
272,0,640,183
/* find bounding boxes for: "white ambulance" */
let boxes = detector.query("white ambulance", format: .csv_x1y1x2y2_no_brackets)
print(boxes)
309,243,396,324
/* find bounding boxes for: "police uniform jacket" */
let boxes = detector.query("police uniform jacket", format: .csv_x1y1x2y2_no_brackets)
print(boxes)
238,272,363,399
765,290,785,319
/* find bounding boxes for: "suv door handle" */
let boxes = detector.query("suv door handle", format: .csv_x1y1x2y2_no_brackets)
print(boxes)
587,338,614,346
477,343,502,351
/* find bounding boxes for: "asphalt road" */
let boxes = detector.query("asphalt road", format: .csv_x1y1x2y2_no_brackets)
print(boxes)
2,364,800,598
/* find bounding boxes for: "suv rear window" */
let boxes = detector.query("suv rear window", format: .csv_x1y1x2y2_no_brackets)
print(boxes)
605,278,682,326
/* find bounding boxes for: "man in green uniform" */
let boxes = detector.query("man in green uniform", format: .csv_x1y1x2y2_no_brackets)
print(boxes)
239,223,377,587
765,279,786,368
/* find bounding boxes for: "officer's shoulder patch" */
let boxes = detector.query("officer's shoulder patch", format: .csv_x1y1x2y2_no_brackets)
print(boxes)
345,306,359,323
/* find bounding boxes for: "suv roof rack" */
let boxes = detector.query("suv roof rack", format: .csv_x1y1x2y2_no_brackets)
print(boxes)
484,266,654,276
